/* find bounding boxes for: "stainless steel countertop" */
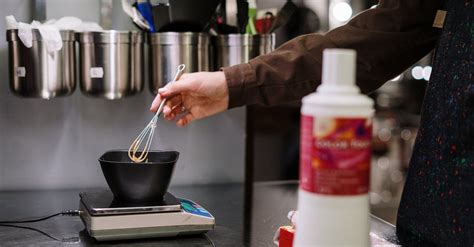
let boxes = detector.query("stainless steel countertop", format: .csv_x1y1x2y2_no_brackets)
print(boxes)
0,182,400,246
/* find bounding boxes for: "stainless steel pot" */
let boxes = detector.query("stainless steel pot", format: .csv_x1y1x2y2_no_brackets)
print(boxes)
148,32,210,94
6,29,76,99
213,34,275,68
77,31,144,100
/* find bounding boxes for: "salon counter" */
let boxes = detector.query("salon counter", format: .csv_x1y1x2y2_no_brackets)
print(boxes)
0,181,399,246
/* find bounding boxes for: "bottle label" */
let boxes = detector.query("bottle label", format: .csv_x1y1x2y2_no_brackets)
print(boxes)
300,115,372,195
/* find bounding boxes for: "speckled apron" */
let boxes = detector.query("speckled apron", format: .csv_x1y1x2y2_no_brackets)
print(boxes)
396,0,474,246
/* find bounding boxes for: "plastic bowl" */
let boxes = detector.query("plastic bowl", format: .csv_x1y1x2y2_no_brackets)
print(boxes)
99,150,179,202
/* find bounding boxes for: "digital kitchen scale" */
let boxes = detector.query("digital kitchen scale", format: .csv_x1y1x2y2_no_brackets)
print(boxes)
79,191,215,241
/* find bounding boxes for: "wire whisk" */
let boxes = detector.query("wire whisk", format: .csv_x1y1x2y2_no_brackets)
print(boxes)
128,64,186,163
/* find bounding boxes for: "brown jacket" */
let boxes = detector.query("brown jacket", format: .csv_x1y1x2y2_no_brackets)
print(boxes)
223,0,443,109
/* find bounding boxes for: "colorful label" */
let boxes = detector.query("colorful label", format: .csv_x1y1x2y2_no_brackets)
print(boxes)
300,116,372,195
180,199,213,218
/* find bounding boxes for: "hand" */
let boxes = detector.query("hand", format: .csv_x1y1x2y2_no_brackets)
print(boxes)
150,71,229,127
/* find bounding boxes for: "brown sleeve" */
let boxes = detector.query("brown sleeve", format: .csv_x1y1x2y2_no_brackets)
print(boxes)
223,0,443,108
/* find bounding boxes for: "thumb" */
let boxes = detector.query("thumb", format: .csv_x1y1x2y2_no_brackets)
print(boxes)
158,78,194,97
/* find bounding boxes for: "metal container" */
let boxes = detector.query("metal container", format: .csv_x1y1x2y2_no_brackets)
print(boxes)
148,32,210,94
6,29,76,99
214,34,275,68
77,31,144,100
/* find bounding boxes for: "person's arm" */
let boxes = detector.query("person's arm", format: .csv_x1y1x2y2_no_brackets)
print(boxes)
224,0,443,108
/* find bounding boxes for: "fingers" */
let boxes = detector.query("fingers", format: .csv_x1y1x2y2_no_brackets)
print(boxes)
169,104,188,120
176,113,194,127
152,74,191,112
150,94,162,112
164,103,187,121
159,77,195,98
163,96,182,120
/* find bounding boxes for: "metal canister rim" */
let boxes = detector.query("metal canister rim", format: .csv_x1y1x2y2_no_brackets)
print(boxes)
130,31,145,43
6,29,75,42
213,33,275,47
76,31,144,44
148,32,210,45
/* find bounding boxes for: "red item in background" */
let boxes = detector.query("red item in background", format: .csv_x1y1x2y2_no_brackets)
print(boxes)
255,16,274,33
279,226,295,247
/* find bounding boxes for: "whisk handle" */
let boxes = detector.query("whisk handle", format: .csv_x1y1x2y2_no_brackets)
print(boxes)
155,64,186,117
172,64,186,82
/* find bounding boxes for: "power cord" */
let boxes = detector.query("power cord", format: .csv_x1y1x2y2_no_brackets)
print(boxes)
0,224,80,243
0,209,80,224
0,210,81,244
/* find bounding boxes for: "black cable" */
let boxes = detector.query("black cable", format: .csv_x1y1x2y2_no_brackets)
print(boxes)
0,210,81,244
203,234,216,247
0,209,80,224
0,224,80,244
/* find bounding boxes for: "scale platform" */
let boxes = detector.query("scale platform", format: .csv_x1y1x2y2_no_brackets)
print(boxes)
79,191,215,241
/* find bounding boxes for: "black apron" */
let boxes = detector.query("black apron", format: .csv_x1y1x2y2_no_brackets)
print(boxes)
396,0,474,246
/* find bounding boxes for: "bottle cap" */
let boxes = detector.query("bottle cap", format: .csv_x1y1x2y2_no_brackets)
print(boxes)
322,49,356,86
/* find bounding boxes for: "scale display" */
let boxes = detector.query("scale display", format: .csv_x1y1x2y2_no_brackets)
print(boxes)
180,198,213,218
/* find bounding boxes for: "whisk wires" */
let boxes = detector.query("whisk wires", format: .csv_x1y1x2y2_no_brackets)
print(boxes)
128,64,186,163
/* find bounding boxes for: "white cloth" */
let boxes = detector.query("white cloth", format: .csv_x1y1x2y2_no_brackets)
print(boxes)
36,24,63,52
5,15,103,53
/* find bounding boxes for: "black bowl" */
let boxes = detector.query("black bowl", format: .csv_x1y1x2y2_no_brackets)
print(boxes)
99,150,179,203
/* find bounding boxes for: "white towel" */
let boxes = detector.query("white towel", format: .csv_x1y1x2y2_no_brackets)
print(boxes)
5,15,104,53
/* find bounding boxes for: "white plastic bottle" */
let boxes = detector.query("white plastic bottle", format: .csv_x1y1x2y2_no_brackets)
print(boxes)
294,49,374,247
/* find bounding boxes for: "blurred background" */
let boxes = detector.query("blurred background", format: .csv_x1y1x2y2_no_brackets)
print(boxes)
0,0,435,225
250,0,433,224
